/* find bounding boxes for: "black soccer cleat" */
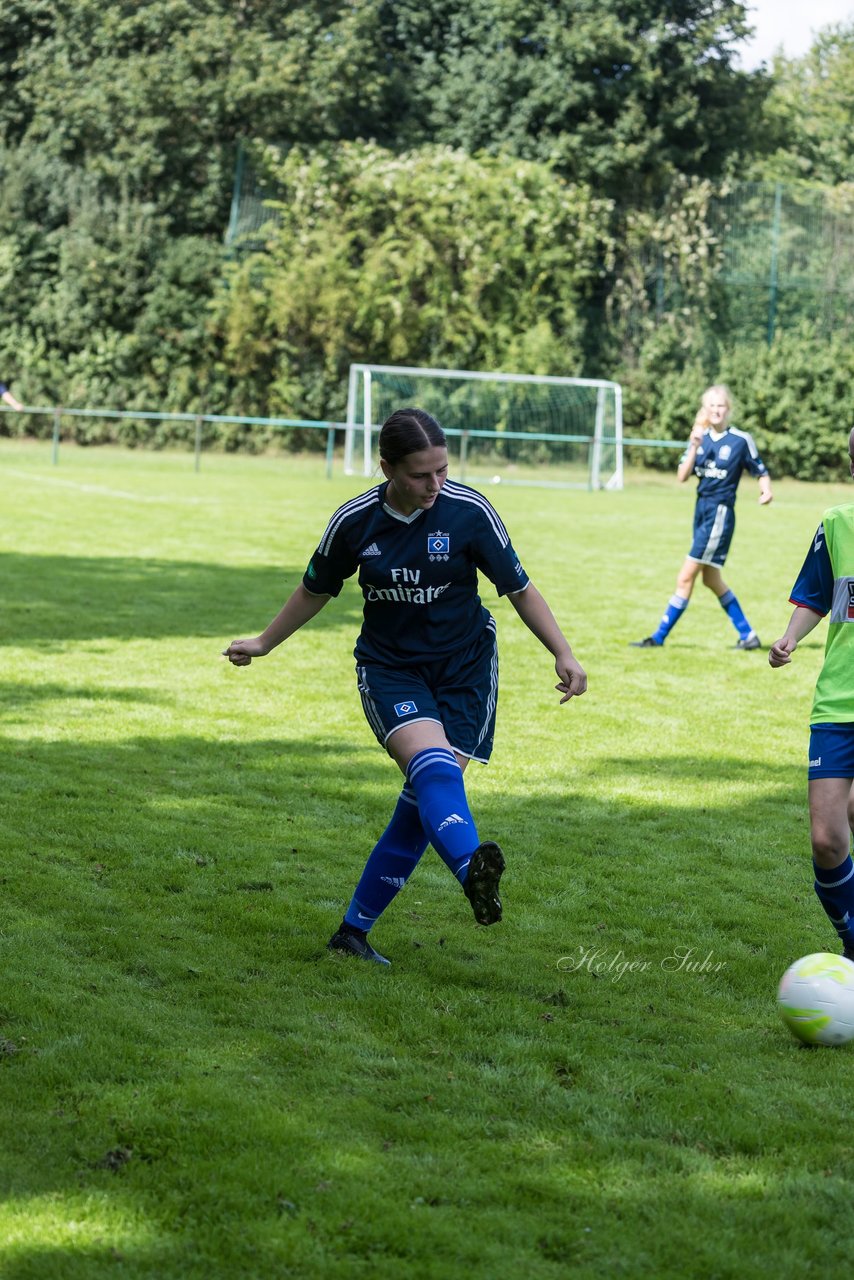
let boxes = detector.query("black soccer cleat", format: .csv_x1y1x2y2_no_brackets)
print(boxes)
463,841,505,926
629,636,661,648
734,633,761,650
327,922,390,965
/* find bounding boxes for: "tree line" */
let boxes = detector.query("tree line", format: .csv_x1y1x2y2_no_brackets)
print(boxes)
1,1,852,477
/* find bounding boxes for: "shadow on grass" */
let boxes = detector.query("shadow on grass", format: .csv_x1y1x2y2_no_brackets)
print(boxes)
600,753,804,785
0,551,363,643
0,681,165,716
2,732,807,936
2,732,805,839
0,730,825,1277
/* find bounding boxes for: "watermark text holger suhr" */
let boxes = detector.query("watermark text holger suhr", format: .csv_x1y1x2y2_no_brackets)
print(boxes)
556,946,726,982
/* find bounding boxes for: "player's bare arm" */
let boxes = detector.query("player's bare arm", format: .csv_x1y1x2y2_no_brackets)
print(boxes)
678,419,707,482
224,583,331,665
677,439,701,483
507,583,587,702
768,605,823,668
1,389,23,411
758,475,773,505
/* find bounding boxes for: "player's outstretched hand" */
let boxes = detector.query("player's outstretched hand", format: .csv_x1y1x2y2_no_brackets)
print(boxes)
768,635,796,668
222,636,268,667
555,655,587,704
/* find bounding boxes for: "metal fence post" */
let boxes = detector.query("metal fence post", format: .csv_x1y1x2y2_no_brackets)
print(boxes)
767,182,782,345
194,415,203,472
51,407,62,465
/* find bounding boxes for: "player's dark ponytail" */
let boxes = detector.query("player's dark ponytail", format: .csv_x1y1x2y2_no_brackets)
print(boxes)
379,408,446,466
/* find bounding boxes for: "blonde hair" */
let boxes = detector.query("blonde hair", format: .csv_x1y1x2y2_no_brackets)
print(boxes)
700,384,732,423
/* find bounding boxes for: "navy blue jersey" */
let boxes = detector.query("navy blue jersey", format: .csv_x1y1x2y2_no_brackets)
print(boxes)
303,479,529,665
790,523,834,616
682,427,768,505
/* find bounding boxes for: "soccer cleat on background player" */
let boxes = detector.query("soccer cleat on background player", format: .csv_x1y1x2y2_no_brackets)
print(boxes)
463,841,505,925
733,632,761,650
327,921,390,965
629,636,661,648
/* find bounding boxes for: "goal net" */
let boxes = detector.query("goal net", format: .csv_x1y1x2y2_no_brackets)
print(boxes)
344,364,623,490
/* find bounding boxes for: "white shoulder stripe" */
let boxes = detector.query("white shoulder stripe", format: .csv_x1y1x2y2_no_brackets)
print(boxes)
441,480,509,545
317,490,380,556
729,427,759,459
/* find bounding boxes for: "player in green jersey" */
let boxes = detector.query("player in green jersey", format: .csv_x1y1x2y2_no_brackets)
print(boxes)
769,428,854,956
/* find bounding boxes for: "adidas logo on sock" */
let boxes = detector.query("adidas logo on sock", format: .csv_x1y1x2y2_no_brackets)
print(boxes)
361,542,382,557
380,875,407,888
438,813,466,832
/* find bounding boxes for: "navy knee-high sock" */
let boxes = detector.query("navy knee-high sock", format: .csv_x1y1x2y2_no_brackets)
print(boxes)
406,747,480,883
343,784,429,932
813,856,854,952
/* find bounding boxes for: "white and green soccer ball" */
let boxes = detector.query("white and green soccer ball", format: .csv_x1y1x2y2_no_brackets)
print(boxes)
778,952,854,1046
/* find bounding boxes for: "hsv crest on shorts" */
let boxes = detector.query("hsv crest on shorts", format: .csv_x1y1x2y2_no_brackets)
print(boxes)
394,701,417,716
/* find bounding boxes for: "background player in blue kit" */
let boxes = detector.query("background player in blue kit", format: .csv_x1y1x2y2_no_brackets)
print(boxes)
224,408,587,965
0,382,23,411
769,428,854,958
631,384,773,649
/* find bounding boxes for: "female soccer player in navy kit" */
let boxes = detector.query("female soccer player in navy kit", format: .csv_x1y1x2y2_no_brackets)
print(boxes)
631,384,773,649
224,408,587,965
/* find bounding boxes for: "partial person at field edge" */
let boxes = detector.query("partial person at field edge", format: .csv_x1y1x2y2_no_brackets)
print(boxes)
0,382,23,411
631,384,772,650
223,407,587,965
768,428,854,959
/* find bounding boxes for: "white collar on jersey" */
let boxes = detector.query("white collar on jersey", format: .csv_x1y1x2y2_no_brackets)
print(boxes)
382,499,424,525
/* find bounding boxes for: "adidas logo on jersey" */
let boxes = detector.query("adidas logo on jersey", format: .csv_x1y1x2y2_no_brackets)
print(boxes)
438,813,466,832
360,542,382,558
380,875,407,889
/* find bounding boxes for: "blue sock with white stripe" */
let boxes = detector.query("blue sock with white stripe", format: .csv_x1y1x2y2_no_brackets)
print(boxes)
343,785,429,932
406,747,480,883
718,589,753,640
813,856,854,952
651,594,689,645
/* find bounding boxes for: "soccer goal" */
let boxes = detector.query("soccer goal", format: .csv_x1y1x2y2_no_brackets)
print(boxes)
344,363,623,490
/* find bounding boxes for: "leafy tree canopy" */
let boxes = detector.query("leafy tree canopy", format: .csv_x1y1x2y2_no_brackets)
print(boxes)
756,23,854,185
216,141,614,420
374,0,770,199
0,0,393,234
0,0,771,237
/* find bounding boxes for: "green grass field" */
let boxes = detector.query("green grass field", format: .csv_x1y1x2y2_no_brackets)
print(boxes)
2,439,854,1279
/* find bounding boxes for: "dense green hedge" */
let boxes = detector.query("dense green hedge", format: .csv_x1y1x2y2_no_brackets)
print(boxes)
1,139,852,479
214,141,615,425
623,328,854,481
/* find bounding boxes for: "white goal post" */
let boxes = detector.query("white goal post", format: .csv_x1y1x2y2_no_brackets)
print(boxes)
344,363,623,490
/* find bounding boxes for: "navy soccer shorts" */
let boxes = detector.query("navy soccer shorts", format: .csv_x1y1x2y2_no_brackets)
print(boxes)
808,724,854,780
356,624,499,763
688,498,735,567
